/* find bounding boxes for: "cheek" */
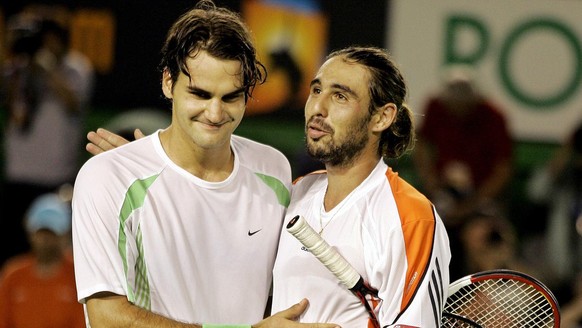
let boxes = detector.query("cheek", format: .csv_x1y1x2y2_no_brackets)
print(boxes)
233,108,245,122
331,111,356,132
230,100,246,116
171,98,202,121
171,97,192,114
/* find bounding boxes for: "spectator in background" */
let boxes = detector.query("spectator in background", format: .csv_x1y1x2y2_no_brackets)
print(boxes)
0,10,94,266
454,209,540,282
561,272,582,328
413,65,513,227
527,120,582,295
0,190,85,328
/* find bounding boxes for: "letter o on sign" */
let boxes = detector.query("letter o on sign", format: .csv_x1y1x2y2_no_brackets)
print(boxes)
499,19,582,109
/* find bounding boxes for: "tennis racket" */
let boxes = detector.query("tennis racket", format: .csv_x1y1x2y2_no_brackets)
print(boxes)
441,269,560,327
286,215,381,328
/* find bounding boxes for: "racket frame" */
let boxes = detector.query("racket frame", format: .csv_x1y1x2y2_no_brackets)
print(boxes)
443,269,561,328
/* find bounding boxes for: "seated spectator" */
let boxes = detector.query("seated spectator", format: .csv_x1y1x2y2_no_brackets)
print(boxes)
561,272,582,328
0,191,84,328
527,119,582,300
453,209,541,282
1,10,94,266
413,66,513,227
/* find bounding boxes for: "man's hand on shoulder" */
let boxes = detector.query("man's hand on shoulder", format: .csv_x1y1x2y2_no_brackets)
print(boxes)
86,128,145,155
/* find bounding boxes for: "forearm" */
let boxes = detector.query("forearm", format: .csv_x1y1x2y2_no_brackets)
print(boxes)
86,293,200,328
85,293,329,328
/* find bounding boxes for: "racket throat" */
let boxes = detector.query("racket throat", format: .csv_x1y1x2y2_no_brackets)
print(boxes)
351,278,381,328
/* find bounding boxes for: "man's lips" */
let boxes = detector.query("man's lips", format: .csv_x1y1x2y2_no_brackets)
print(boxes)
193,117,232,129
307,124,330,139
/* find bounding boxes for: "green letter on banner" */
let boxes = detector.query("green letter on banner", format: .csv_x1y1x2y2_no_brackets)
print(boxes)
444,15,489,65
499,18,582,109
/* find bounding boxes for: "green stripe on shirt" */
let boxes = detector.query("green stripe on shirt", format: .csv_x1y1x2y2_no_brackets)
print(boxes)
254,173,290,207
118,174,159,308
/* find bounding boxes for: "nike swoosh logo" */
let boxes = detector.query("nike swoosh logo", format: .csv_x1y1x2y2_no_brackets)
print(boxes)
248,229,262,236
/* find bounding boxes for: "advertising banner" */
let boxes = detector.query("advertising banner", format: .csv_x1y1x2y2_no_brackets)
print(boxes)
388,0,582,142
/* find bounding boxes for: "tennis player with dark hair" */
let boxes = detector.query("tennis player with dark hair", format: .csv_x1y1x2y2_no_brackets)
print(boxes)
271,47,451,327
72,1,338,327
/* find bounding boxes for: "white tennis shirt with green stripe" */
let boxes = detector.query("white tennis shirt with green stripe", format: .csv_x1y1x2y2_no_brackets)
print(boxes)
72,131,292,325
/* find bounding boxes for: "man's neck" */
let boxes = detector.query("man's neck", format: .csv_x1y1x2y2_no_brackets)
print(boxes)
35,254,64,279
159,129,234,182
323,154,380,211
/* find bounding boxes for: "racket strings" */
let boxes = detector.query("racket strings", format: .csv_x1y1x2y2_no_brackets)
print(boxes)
443,278,555,327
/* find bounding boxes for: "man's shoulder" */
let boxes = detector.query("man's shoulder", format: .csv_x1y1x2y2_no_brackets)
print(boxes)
232,135,292,184
76,135,161,184
232,135,291,166
386,168,430,204
291,170,326,195
0,254,35,279
232,134,282,152
92,133,156,160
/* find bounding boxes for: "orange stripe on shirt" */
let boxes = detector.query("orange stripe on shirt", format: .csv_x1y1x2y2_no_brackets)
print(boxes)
385,167,436,311
292,169,327,185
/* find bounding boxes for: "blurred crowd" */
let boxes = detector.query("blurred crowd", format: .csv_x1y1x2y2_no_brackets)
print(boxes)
0,7,92,325
412,66,582,327
0,186,84,327
0,5,94,266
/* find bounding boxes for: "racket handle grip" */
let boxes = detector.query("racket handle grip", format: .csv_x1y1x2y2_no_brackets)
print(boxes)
286,215,361,289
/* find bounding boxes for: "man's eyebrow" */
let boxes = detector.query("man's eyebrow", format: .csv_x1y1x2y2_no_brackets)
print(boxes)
186,86,245,98
309,78,359,99
310,78,321,87
331,83,358,99
187,85,211,97
223,87,246,98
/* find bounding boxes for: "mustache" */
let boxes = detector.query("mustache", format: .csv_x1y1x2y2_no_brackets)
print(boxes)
306,116,333,133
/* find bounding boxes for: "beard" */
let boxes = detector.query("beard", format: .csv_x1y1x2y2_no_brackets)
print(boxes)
306,114,371,167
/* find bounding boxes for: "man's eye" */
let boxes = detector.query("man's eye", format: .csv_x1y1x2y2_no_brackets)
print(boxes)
223,94,244,103
191,92,210,100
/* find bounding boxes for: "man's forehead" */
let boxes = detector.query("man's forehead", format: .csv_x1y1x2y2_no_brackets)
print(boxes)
185,52,243,75
182,71,244,87
180,54,244,89
314,57,369,89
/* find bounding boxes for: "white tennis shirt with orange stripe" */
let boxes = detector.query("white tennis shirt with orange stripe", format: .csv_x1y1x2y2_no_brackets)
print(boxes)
272,159,451,327
72,131,291,325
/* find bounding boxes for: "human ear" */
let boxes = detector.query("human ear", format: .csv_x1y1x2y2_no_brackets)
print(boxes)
372,103,397,132
161,69,173,100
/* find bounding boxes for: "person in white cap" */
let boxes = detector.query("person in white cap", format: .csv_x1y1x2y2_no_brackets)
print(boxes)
0,192,84,328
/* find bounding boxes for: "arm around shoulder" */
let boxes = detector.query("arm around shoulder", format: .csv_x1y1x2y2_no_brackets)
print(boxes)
87,295,338,328
86,292,202,328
